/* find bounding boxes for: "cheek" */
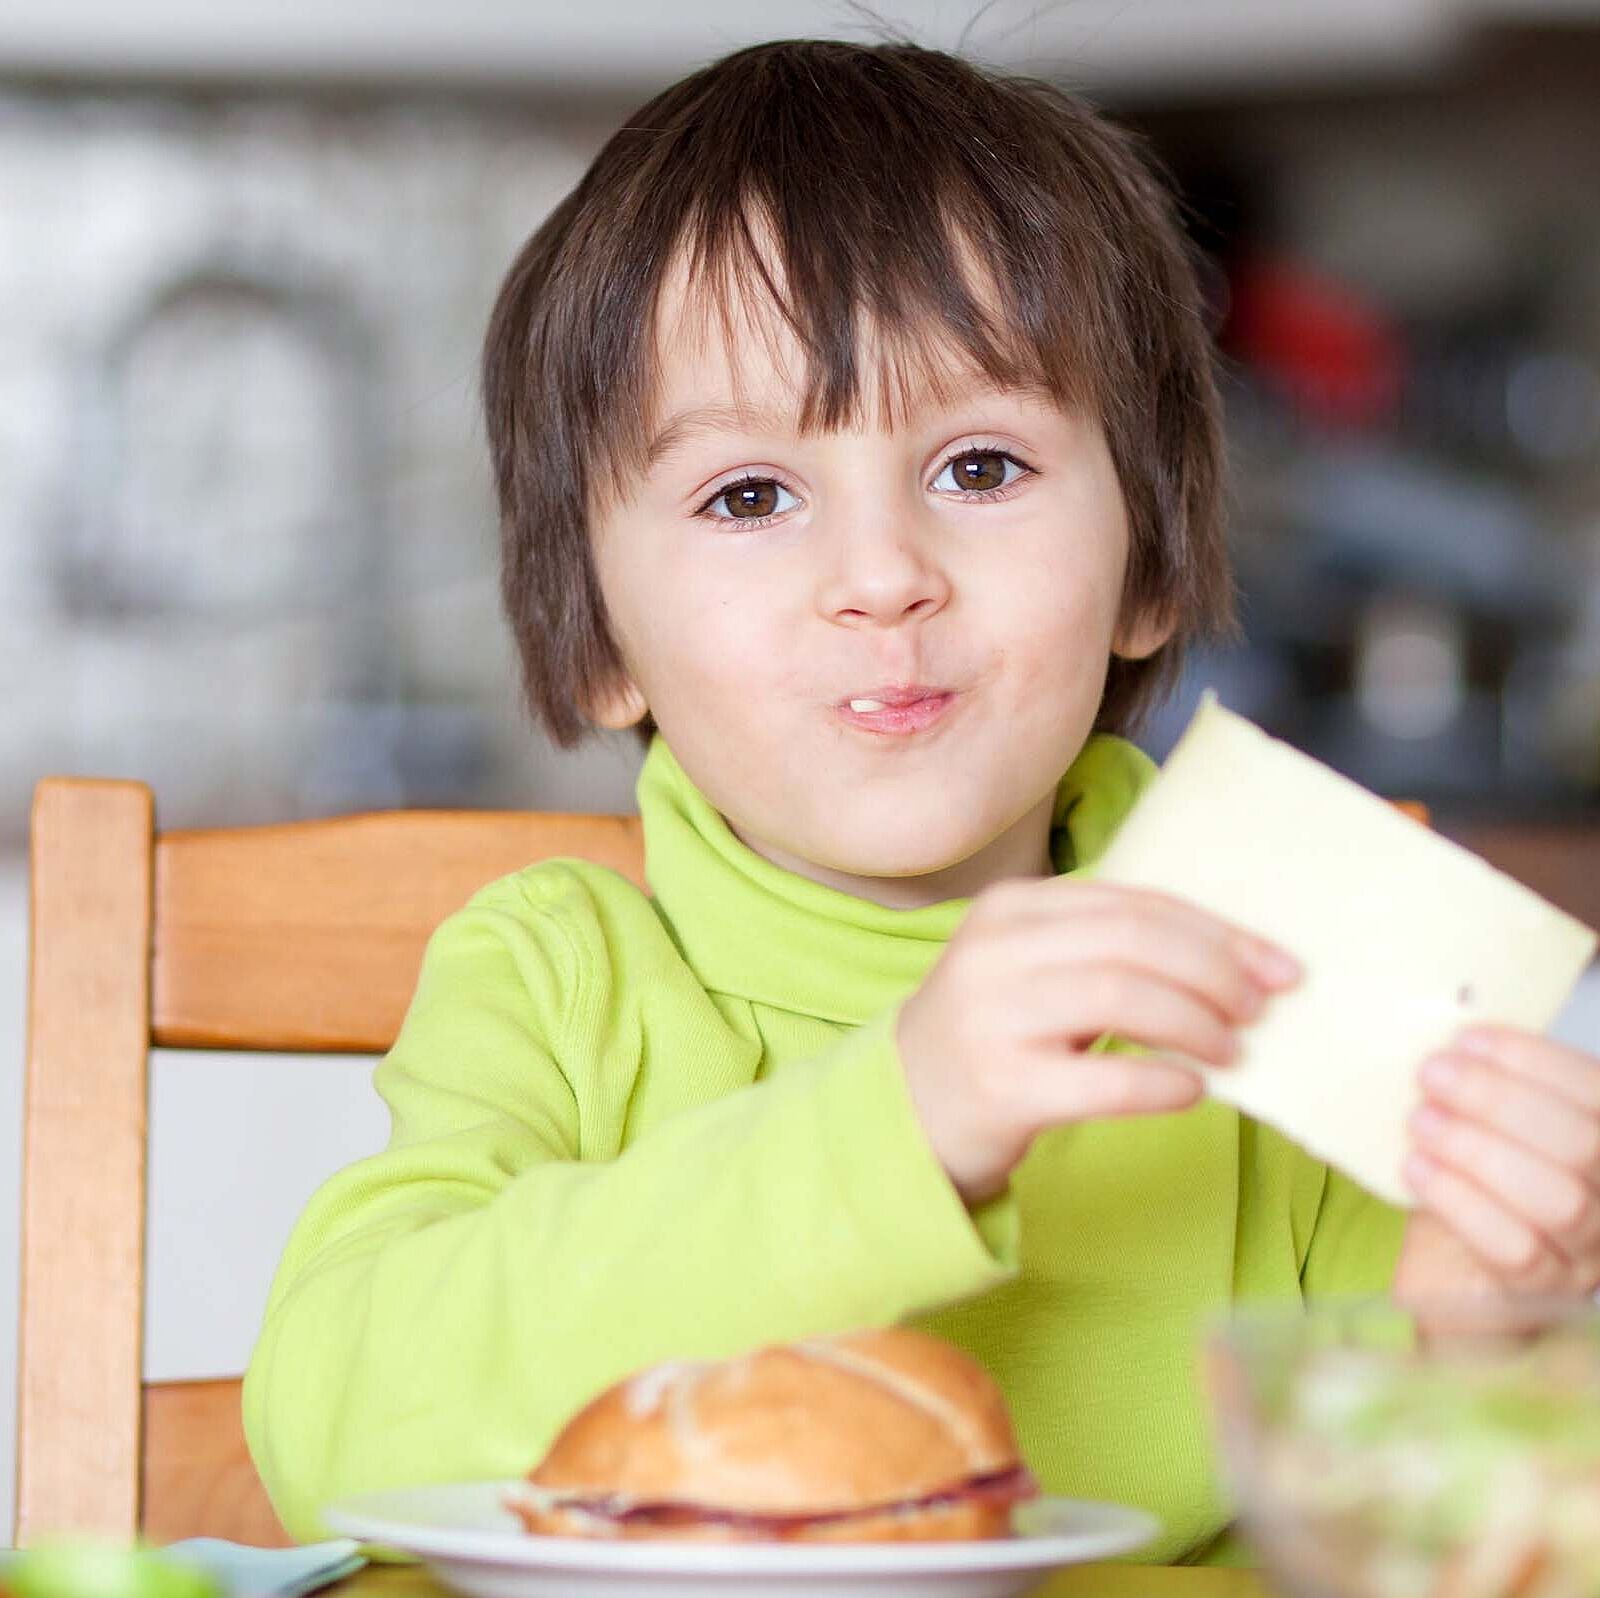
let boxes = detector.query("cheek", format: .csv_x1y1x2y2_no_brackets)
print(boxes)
630,571,797,710
990,548,1121,693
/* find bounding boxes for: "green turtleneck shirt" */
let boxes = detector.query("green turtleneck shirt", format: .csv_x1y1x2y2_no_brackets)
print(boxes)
242,731,1406,1561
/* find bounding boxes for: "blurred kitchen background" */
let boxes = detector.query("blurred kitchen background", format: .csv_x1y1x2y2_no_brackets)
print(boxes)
5,0,1600,1543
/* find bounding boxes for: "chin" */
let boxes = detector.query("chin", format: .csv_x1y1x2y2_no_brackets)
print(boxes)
810,816,990,883
812,831,972,882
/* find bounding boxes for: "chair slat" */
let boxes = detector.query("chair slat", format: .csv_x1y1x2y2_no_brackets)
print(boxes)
150,809,645,1052
1446,819,1600,941
18,779,153,1543
141,1380,290,1548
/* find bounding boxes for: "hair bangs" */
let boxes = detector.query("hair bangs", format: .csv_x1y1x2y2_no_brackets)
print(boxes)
675,198,1098,446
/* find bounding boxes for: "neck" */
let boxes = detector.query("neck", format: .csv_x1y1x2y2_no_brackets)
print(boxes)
729,788,1058,909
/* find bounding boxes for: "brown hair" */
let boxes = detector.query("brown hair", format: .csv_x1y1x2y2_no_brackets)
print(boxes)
482,36,1240,750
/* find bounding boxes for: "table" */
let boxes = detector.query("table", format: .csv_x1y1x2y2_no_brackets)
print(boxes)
327,1561,1274,1596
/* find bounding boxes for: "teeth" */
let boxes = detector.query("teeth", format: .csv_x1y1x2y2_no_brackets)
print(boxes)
849,699,888,712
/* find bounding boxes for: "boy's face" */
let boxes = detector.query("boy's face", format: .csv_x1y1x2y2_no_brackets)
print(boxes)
588,260,1171,908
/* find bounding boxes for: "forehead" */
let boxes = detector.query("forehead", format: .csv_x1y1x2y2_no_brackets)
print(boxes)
643,227,1031,452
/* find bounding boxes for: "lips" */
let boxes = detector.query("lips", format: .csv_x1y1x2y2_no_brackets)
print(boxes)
836,685,958,736
841,685,949,711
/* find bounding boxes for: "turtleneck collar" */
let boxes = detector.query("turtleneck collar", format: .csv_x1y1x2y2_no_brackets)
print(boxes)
639,732,1158,1025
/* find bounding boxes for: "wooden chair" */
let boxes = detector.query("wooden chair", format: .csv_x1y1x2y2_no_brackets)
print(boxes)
16,774,1433,1549
16,777,644,1548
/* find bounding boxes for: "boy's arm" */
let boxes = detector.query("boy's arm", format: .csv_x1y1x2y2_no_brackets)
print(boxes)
1298,1164,1408,1299
241,882,1017,1543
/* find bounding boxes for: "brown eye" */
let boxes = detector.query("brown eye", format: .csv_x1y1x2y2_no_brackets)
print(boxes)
698,474,797,526
719,479,781,518
953,452,1008,491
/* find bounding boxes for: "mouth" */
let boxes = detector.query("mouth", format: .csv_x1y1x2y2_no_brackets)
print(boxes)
835,685,959,737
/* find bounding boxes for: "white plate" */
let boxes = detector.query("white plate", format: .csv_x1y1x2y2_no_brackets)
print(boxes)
324,1480,1160,1598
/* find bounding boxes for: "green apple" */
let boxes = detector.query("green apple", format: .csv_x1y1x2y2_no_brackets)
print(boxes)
1,1542,222,1598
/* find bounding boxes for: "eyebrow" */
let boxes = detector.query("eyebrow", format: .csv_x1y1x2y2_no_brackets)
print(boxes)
644,404,796,469
643,381,1066,471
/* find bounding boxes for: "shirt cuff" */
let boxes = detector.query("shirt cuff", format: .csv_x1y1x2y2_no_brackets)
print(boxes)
816,1007,1021,1305
968,1187,1021,1268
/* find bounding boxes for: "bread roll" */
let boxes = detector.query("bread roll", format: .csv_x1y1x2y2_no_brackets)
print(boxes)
505,1327,1036,1542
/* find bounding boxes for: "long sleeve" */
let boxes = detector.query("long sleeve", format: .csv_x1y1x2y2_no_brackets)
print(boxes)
1299,1165,1407,1300
241,873,1017,1543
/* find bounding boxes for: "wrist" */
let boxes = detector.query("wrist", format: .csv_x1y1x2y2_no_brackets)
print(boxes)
1393,1210,1503,1303
893,1001,1009,1208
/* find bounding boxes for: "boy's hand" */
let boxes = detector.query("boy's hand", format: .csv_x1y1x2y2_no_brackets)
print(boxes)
1397,1024,1600,1298
895,878,1301,1204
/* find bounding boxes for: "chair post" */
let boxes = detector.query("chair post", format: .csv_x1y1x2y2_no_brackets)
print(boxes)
17,778,154,1545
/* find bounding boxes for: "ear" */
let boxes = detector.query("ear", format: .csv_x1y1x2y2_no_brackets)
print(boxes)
586,673,650,731
1112,603,1177,662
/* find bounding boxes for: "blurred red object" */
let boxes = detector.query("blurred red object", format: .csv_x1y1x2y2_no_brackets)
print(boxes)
1223,251,1406,431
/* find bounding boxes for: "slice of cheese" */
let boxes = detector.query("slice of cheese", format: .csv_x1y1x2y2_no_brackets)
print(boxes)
1089,691,1598,1207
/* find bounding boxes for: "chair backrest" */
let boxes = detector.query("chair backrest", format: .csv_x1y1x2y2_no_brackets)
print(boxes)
17,777,644,1548
17,774,1431,1548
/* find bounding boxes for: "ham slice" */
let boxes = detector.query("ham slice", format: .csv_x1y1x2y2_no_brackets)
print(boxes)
530,1464,1039,1536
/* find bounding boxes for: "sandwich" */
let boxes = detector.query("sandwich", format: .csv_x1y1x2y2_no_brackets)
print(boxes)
505,1326,1039,1542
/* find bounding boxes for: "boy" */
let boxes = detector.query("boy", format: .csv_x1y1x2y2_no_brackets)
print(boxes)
243,37,1600,1563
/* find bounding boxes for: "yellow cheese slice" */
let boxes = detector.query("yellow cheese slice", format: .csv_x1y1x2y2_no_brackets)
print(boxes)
1090,691,1598,1207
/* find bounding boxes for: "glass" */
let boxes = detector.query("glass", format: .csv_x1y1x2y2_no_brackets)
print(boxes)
1204,1296,1600,1598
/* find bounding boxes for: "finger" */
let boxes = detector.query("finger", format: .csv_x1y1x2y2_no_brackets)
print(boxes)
1410,1106,1600,1268
1419,1050,1600,1176
1024,1050,1206,1124
1454,1026,1600,1116
1404,1149,1574,1286
1046,879,1303,990
1010,908,1274,1030
1038,962,1241,1068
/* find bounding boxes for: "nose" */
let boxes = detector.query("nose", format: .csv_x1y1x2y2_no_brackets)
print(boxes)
816,505,952,629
